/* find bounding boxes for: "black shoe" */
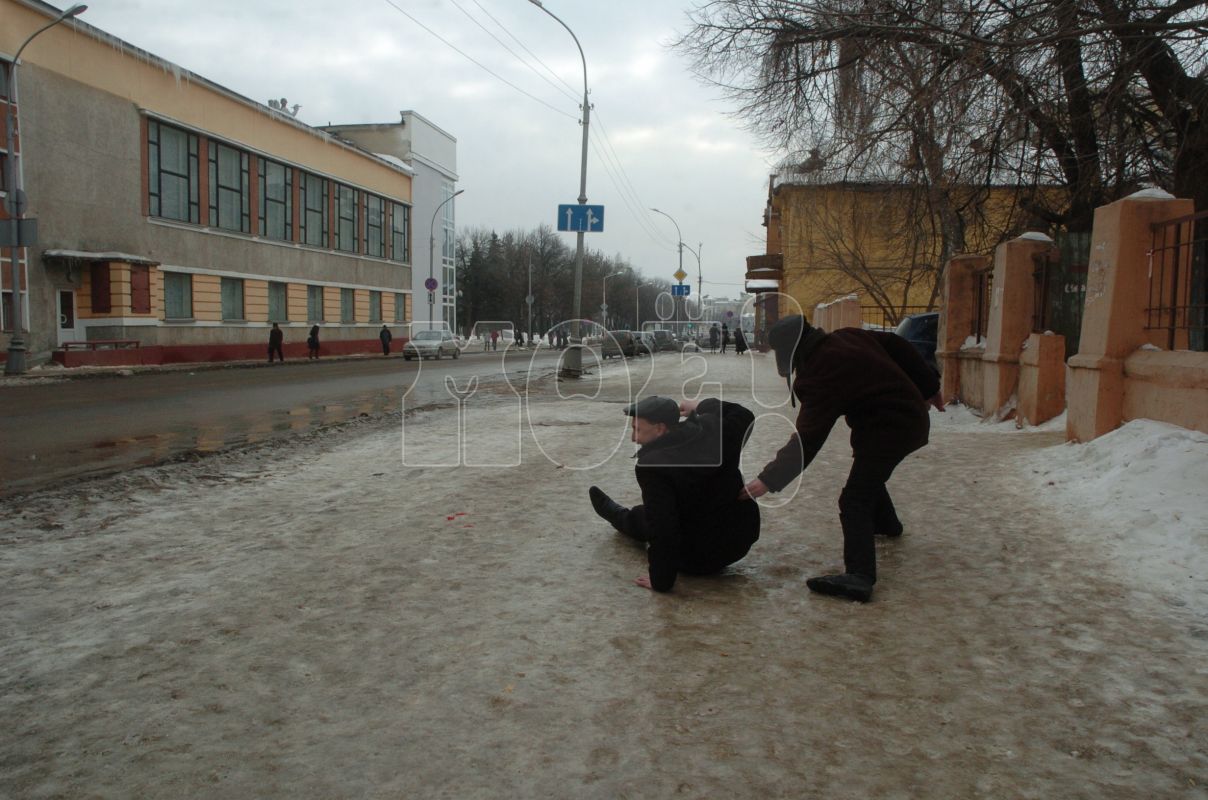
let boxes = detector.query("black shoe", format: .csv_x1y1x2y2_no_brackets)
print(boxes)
589,486,628,532
876,520,904,538
806,573,875,602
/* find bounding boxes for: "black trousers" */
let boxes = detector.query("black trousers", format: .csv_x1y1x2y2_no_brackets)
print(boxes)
381,342,391,355
268,343,284,362
620,504,754,575
838,453,909,581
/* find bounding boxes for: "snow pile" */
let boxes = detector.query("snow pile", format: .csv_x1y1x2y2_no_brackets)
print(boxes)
1027,419,1208,609
930,404,1065,433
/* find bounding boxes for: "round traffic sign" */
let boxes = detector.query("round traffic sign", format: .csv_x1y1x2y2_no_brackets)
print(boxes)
726,310,734,318
424,277,438,292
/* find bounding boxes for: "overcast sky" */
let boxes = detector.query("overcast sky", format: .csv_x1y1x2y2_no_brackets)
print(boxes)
75,0,779,298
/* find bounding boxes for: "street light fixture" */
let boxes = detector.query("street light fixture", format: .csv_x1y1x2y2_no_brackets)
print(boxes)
528,0,590,378
601,270,622,329
4,3,88,375
650,207,687,334
428,188,463,331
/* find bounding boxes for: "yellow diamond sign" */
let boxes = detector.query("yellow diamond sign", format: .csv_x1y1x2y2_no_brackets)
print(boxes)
673,269,688,282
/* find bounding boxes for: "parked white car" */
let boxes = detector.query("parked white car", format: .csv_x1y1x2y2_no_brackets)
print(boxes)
403,329,460,360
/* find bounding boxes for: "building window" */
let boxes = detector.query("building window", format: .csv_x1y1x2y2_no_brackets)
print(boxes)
391,202,410,263
369,290,382,323
394,292,406,323
148,121,200,224
221,277,245,320
268,281,288,322
307,285,324,322
164,272,193,319
335,184,359,253
130,265,151,314
300,172,328,247
0,60,9,100
90,264,112,314
258,159,293,241
366,195,385,258
340,288,355,323
208,141,250,233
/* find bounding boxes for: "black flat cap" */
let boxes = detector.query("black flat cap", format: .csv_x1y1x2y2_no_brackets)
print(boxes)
768,314,812,378
623,395,680,425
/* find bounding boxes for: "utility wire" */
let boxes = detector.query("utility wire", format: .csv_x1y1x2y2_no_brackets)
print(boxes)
449,0,580,105
380,0,576,121
470,0,580,99
591,108,679,248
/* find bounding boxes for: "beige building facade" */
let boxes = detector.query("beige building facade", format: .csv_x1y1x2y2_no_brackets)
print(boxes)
2,0,419,366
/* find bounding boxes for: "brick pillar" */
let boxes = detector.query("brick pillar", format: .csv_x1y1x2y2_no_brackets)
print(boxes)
937,254,990,402
834,296,861,329
982,235,1056,416
1066,192,1194,441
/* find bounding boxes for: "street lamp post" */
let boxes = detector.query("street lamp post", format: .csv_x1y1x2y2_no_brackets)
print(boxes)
528,0,590,378
428,188,463,331
650,207,685,336
4,3,88,375
601,270,622,329
680,241,703,320
635,281,654,331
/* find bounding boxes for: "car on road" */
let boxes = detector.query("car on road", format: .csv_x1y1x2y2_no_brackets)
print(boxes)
894,311,939,372
634,331,656,356
403,329,461,360
601,330,637,359
651,329,677,352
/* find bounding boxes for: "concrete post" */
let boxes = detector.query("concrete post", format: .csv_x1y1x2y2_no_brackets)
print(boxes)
937,254,990,402
982,235,1056,416
1066,192,1194,441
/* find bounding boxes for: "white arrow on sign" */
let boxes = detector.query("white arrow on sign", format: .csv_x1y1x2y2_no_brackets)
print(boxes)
585,208,598,230
564,207,575,230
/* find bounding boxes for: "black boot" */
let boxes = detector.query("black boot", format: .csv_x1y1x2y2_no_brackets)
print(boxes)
806,573,875,603
589,486,628,532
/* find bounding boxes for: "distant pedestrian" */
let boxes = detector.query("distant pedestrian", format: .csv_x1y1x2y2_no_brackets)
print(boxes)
709,324,719,353
517,330,525,347
491,329,499,351
379,325,393,356
307,325,320,360
268,322,285,363
721,323,730,354
734,327,748,355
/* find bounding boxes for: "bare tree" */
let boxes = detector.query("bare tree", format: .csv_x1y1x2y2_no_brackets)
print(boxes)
680,0,1208,231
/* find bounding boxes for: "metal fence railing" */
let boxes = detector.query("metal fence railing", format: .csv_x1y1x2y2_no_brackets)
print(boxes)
972,266,993,343
859,305,933,331
1147,209,1208,352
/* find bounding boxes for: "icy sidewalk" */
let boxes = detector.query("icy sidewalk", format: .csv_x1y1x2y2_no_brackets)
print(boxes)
1,352,1205,798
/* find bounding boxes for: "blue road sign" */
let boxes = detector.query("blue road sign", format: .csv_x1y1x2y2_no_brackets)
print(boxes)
672,284,691,297
557,204,605,232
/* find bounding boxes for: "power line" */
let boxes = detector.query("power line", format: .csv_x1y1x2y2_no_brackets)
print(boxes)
380,0,576,121
449,0,580,105
470,0,580,100
591,108,678,248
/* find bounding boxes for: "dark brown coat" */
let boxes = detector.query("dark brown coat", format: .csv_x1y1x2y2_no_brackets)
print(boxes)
758,328,939,492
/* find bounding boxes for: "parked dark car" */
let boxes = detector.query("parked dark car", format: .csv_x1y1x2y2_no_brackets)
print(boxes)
651,329,677,352
894,312,939,372
601,330,637,359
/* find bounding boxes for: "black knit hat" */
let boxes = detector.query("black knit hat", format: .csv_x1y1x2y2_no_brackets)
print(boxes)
768,314,812,378
623,396,680,426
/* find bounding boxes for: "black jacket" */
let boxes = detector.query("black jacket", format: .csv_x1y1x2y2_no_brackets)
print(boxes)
634,398,760,591
759,328,939,491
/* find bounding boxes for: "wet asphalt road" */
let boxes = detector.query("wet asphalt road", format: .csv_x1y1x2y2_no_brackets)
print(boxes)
0,349,564,497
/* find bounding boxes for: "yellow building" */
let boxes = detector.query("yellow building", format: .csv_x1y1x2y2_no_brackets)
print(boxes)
763,178,1044,327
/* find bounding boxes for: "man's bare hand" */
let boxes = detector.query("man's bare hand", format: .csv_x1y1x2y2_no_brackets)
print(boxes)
678,399,700,417
927,392,946,412
634,575,653,590
739,478,769,501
